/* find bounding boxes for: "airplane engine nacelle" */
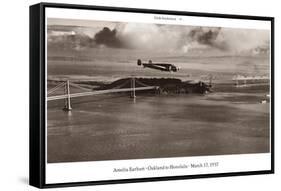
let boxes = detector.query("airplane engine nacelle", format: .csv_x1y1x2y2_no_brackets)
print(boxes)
137,59,142,66
168,65,172,71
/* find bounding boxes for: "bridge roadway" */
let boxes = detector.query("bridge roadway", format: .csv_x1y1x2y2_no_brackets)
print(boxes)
47,86,159,101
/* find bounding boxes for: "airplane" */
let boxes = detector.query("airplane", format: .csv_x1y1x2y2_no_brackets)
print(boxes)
137,59,180,72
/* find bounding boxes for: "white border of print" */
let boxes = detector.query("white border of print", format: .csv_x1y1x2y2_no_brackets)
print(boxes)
45,7,271,184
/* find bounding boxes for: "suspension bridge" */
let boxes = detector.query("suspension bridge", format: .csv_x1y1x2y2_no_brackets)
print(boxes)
233,75,269,87
47,77,159,111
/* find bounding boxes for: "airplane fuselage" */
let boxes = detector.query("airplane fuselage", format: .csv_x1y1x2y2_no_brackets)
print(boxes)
137,59,179,72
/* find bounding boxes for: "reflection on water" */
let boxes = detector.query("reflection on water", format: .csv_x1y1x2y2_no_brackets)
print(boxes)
47,86,270,163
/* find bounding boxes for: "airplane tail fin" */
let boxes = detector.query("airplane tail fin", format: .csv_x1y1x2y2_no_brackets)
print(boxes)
137,59,142,66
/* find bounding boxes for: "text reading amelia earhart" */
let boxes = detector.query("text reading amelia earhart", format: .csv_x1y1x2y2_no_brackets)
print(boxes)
113,162,219,173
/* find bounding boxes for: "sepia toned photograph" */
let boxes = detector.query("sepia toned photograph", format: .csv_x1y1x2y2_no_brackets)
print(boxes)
46,18,271,164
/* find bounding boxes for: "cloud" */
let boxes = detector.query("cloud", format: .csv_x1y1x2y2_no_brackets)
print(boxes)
112,23,185,51
220,28,269,53
94,27,127,48
48,32,95,50
47,23,270,55
92,23,182,50
187,27,229,51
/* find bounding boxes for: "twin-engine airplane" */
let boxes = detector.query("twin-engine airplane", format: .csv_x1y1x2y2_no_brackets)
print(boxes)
137,59,180,72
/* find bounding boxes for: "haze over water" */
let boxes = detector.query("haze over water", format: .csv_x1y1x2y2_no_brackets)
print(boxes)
47,51,270,163
47,19,270,163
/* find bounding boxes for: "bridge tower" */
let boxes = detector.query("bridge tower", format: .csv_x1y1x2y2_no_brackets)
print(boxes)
235,78,239,87
130,77,136,98
209,74,213,86
63,80,72,111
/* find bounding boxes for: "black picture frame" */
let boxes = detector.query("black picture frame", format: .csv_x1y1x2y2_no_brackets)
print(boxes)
30,2,274,188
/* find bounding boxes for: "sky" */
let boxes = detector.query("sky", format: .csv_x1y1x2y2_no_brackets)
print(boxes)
47,18,270,57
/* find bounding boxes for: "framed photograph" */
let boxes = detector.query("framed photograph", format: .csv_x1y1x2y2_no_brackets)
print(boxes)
29,2,274,188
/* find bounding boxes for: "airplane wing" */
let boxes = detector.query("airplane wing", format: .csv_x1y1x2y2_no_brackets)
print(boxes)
143,64,169,71
153,63,172,67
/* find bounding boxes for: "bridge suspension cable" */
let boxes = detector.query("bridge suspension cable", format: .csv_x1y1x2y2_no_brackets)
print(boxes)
135,79,152,87
47,82,66,95
47,78,159,110
68,82,93,92
110,79,130,90
47,86,158,101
